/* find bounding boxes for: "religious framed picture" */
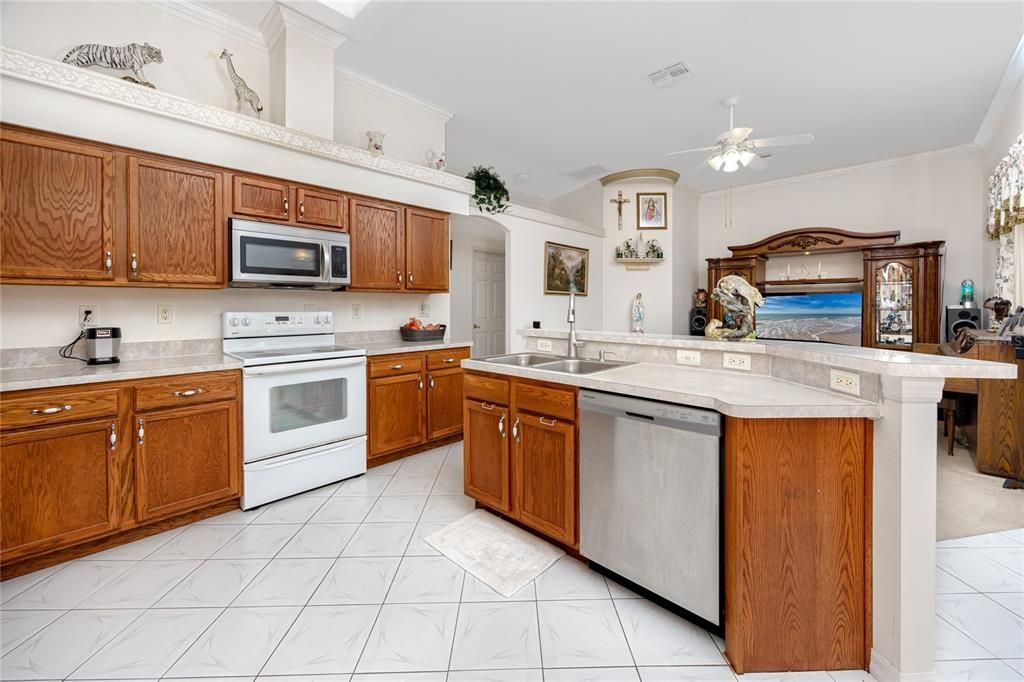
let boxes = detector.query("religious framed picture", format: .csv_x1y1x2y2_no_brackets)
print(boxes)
636,192,668,229
544,241,589,295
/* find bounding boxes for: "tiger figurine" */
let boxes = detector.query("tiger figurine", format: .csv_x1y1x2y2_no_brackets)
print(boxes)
62,42,163,89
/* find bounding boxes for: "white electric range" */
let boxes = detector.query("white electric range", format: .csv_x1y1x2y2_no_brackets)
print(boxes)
223,311,367,509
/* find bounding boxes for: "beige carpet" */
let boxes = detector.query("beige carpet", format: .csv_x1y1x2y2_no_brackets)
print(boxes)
936,427,1024,541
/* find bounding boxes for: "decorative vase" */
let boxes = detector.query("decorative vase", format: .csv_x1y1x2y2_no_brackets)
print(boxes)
367,131,385,155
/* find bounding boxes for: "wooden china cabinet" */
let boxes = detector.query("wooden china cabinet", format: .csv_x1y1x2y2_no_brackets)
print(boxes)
861,242,944,349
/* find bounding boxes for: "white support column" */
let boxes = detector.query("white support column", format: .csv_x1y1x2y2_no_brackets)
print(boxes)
870,375,945,682
261,5,345,138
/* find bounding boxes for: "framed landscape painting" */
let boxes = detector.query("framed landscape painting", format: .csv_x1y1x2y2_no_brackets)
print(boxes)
544,241,589,295
636,192,667,229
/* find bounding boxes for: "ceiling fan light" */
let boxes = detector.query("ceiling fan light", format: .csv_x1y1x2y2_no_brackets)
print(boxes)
738,149,756,167
707,153,724,171
721,147,741,172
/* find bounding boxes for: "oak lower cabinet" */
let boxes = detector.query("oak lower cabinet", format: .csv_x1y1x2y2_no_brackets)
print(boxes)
366,347,470,464
462,371,579,547
0,370,242,578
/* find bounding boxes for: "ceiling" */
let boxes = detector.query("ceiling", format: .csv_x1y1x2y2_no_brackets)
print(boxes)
209,1,1023,199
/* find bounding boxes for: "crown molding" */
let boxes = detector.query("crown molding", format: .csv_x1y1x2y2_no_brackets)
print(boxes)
139,0,267,51
480,203,604,238
974,33,1024,149
507,189,553,212
701,143,979,198
262,4,346,51
334,66,453,122
599,168,680,186
0,48,475,196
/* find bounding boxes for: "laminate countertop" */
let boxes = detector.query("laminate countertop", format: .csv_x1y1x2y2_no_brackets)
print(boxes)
0,354,244,393
462,358,883,419
360,340,473,356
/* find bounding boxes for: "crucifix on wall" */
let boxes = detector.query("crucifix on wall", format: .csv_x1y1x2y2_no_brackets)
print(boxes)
610,190,630,231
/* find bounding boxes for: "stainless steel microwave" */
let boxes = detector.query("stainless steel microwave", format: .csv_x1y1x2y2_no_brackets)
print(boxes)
230,218,349,290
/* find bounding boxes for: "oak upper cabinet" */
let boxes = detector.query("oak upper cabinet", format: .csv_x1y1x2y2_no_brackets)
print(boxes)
295,186,347,230
463,399,511,513
134,400,240,522
427,368,464,440
405,207,449,292
128,156,225,286
350,197,405,291
513,411,577,546
1,418,119,564
368,372,425,458
231,174,291,221
1,128,116,283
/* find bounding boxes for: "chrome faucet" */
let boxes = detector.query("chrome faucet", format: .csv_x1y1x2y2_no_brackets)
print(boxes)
567,291,584,359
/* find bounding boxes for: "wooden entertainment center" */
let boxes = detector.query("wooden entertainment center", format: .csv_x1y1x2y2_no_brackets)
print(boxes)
706,227,945,350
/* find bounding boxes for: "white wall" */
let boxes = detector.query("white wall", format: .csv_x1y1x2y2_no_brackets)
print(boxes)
550,181,603,228
698,146,984,312
672,184,701,334
449,216,506,347
0,1,271,115
602,179,674,334
0,285,448,349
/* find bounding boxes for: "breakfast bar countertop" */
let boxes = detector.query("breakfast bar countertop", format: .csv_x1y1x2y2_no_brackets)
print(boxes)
0,354,244,393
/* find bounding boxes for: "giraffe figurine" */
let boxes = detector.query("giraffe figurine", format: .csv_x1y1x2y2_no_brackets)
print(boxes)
219,49,262,118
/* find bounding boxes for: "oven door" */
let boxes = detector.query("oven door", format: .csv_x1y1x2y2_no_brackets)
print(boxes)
242,357,367,463
231,221,330,288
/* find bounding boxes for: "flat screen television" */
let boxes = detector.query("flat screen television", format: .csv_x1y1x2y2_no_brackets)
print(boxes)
757,291,863,346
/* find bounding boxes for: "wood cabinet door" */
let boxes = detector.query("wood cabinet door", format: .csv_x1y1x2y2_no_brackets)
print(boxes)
404,207,449,292
296,187,347,230
128,156,225,286
1,130,115,282
427,368,463,440
463,399,511,513
232,175,291,220
1,418,118,563
350,198,404,290
134,401,240,522
368,373,424,458
513,411,576,545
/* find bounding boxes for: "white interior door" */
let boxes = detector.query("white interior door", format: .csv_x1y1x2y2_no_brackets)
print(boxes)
472,250,506,357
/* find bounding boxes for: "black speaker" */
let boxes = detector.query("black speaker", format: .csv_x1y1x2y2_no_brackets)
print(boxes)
945,305,980,340
689,307,708,335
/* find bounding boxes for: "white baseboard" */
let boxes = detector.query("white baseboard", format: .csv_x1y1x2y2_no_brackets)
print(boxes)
870,649,937,682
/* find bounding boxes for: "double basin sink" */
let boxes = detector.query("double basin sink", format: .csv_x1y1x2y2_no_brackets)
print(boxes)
482,353,630,375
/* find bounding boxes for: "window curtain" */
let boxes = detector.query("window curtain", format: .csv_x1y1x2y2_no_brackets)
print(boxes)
987,134,1024,306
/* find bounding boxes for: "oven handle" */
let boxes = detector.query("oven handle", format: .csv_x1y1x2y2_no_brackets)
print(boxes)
243,357,366,376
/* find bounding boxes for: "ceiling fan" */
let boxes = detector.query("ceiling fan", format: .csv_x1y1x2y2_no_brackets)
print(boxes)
667,96,814,173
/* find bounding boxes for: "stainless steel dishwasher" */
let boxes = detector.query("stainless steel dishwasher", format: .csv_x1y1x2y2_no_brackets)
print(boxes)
579,389,723,629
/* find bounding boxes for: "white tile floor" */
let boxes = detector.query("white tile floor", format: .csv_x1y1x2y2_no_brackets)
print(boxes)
0,442,1020,682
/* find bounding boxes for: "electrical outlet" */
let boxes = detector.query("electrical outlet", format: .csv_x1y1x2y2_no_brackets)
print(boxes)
830,368,861,396
157,304,174,325
420,301,430,317
537,339,553,352
676,349,701,366
78,305,98,327
351,303,362,320
723,352,752,371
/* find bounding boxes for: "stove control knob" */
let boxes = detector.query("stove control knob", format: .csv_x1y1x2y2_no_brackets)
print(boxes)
229,317,239,327
323,312,332,323
314,315,321,325
242,317,251,327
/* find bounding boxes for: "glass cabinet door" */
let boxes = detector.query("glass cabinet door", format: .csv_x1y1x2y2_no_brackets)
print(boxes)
874,261,914,348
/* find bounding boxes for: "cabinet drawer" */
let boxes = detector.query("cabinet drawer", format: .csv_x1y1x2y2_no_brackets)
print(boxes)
1,386,119,431
464,372,510,406
368,353,424,379
134,371,239,412
513,380,576,421
426,347,470,370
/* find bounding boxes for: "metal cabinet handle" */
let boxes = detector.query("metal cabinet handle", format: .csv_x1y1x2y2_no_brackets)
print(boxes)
397,271,403,285
418,378,424,390
389,364,404,370
539,416,557,427
173,388,204,397
300,201,305,218
408,272,414,285
512,417,520,442
109,423,117,449
105,250,112,273
429,376,435,389
30,405,72,415
283,196,289,214
130,253,138,274
443,357,456,363
137,418,145,444
498,413,505,437
480,402,494,411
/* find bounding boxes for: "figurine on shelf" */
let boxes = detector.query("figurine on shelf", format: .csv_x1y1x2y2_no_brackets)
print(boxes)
367,130,385,155
705,275,764,341
693,289,708,308
631,293,645,334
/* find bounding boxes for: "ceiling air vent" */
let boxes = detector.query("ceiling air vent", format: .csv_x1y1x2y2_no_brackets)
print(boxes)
647,60,694,88
564,164,612,181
